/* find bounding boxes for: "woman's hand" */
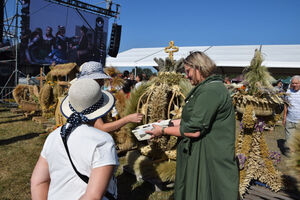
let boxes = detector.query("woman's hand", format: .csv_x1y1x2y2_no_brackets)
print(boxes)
125,113,143,123
94,113,143,133
146,124,163,139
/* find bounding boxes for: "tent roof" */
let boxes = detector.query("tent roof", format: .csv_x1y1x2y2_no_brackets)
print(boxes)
106,44,300,68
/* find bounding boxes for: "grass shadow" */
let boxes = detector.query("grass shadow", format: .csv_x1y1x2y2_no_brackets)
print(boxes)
277,139,289,156
0,114,23,119
0,109,10,112
281,175,300,199
117,170,156,200
131,181,155,200
117,171,140,200
0,132,45,146
0,118,30,124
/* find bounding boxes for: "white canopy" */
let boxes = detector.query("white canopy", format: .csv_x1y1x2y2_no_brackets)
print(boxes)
106,44,300,69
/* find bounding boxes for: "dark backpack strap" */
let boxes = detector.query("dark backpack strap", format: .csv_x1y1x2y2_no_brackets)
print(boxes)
61,136,117,200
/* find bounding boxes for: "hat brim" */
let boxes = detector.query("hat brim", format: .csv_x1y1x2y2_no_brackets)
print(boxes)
60,90,115,121
78,73,111,80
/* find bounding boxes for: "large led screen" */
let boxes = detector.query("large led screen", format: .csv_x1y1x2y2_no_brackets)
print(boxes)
21,0,109,66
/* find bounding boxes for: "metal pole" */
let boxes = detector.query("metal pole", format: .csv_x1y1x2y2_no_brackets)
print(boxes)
14,0,19,86
0,0,4,43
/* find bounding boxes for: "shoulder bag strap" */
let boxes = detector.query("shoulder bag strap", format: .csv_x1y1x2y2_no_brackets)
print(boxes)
62,136,89,183
61,136,117,200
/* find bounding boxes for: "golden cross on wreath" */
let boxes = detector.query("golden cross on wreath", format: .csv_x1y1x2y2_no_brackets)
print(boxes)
164,40,179,61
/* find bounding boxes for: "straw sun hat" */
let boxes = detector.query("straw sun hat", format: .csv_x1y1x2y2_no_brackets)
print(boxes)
61,79,115,120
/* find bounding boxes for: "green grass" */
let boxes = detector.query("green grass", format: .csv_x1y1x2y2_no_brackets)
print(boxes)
0,107,46,200
0,106,174,200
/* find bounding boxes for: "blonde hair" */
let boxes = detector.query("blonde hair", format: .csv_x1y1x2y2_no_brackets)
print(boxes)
183,51,216,78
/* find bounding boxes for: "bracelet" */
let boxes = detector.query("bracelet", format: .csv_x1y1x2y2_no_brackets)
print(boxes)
162,127,166,135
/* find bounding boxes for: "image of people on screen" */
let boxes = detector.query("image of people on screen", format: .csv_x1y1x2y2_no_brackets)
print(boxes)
25,28,45,64
21,0,108,66
48,25,69,64
22,24,100,66
72,25,89,61
43,26,55,56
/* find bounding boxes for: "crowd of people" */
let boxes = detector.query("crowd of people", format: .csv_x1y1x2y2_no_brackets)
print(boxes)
119,70,149,98
24,25,92,65
30,53,300,199
224,74,300,144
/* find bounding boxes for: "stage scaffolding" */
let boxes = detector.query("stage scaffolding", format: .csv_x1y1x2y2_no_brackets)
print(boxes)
0,0,120,103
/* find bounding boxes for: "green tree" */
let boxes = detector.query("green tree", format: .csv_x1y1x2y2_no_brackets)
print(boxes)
131,67,155,80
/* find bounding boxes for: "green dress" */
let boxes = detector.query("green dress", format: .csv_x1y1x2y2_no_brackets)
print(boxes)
175,75,239,200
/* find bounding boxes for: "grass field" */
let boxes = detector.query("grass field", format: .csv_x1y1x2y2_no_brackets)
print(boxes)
0,105,295,200
0,106,173,200
0,107,46,200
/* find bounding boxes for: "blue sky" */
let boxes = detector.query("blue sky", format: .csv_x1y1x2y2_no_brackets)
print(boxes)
5,0,300,52
112,0,300,51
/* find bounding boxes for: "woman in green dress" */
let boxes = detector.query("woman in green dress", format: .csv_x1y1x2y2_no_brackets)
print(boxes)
147,51,239,200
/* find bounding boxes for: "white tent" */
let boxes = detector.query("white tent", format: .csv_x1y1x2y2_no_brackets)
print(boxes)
106,44,300,75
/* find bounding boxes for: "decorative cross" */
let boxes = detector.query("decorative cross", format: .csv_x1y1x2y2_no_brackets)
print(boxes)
35,67,46,88
164,41,179,61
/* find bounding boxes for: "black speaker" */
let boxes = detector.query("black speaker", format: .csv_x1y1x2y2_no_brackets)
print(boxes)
108,23,121,57
95,17,105,65
20,0,30,44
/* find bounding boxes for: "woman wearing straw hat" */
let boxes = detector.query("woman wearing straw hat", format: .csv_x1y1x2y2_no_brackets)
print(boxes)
74,61,143,132
31,79,118,200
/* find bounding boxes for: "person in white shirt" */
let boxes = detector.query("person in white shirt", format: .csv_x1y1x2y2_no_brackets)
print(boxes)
134,74,144,89
31,79,118,200
283,75,300,140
